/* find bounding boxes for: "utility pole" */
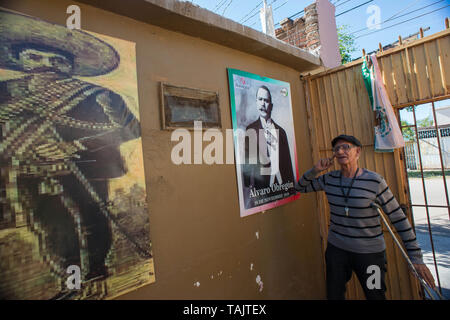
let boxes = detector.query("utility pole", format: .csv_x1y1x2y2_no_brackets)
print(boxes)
260,0,275,37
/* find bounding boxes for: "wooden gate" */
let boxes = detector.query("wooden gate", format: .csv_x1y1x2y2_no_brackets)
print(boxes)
303,26,450,299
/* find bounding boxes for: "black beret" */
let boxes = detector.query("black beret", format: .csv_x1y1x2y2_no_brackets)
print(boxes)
331,134,362,148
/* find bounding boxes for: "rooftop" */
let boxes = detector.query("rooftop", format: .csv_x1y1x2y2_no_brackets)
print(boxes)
76,0,322,72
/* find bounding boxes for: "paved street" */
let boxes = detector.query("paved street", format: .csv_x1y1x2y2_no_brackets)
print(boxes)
408,177,450,299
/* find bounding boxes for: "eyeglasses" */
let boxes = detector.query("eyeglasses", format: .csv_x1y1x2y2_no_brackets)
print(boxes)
332,144,356,153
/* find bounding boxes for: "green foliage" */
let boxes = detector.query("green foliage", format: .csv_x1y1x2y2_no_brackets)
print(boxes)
401,114,434,142
417,116,434,128
337,25,358,64
401,120,415,142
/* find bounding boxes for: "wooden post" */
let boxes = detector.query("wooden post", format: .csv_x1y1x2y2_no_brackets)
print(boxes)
379,42,383,52
446,17,449,29
398,35,403,46
420,27,424,38
362,48,368,64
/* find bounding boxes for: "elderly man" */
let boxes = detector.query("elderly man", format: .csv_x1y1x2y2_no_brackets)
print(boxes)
297,134,435,300
242,85,295,208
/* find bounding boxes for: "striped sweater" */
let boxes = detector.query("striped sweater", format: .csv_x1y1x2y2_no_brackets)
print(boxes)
297,168,424,264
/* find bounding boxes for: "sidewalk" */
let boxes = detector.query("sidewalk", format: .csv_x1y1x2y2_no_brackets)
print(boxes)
408,177,450,299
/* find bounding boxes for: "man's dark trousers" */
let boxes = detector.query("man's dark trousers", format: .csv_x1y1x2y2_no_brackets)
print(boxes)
325,242,387,300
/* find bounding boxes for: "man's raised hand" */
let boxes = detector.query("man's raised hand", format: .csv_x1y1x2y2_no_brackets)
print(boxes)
313,155,335,173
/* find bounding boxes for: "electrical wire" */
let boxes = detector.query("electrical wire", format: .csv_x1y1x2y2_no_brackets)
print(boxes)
272,0,365,27
239,1,263,23
385,0,421,22
241,0,280,24
335,0,374,17
355,4,450,39
222,0,234,15
335,0,354,8
350,0,445,35
213,0,229,12
258,0,291,28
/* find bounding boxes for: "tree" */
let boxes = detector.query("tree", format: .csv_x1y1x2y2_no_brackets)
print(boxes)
337,24,358,64
417,116,434,128
401,121,415,142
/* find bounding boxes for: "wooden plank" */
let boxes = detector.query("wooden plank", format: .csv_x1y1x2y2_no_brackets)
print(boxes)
385,233,402,298
304,78,329,279
390,52,408,105
405,47,420,104
323,76,339,139
346,274,364,300
309,79,327,152
436,37,450,94
344,68,365,140
312,80,327,151
304,79,321,163
393,147,422,299
379,54,399,106
383,152,414,299
401,47,417,103
424,40,445,97
393,94,450,109
373,152,401,299
412,44,432,100
317,77,333,149
336,71,353,135
329,72,346,134
391,122,422,299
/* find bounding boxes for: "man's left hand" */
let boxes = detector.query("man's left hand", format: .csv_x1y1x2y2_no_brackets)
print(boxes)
413,263,436,289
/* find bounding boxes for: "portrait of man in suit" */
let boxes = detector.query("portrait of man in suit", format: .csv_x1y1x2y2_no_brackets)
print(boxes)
241,85,296,210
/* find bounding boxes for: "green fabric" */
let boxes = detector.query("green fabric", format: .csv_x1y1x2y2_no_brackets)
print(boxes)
362,58,394,153
361,59,373,108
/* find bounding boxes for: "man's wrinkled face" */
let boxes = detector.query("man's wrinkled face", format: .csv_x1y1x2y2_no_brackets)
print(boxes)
19,48,73,74
256,87,273,121
333,140,361,166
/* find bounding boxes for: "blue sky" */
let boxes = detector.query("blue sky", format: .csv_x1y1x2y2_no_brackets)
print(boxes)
188,0,450,60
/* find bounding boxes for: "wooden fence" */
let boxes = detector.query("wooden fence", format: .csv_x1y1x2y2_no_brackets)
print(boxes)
303,27,450,299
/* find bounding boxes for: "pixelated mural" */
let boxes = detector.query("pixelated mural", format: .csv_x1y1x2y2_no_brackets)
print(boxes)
0,9,154,299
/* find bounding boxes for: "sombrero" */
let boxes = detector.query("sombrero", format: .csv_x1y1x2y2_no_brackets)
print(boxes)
0,9,119,76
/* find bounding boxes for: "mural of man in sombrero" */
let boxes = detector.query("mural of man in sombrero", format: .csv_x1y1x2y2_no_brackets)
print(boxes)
0,9,149,298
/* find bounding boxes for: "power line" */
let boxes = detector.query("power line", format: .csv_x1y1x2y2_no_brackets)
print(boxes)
273,0,370,28
355,4,450,39
222,0,234,15
273,0,289,11
239,1,263,23
335,0,374,17
258,0,291,28
242,2,265,24
271,7,304,28
213,0,228,12
241,0,280,24
385,0,421,22
350,0,446,35
335,0,354,8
